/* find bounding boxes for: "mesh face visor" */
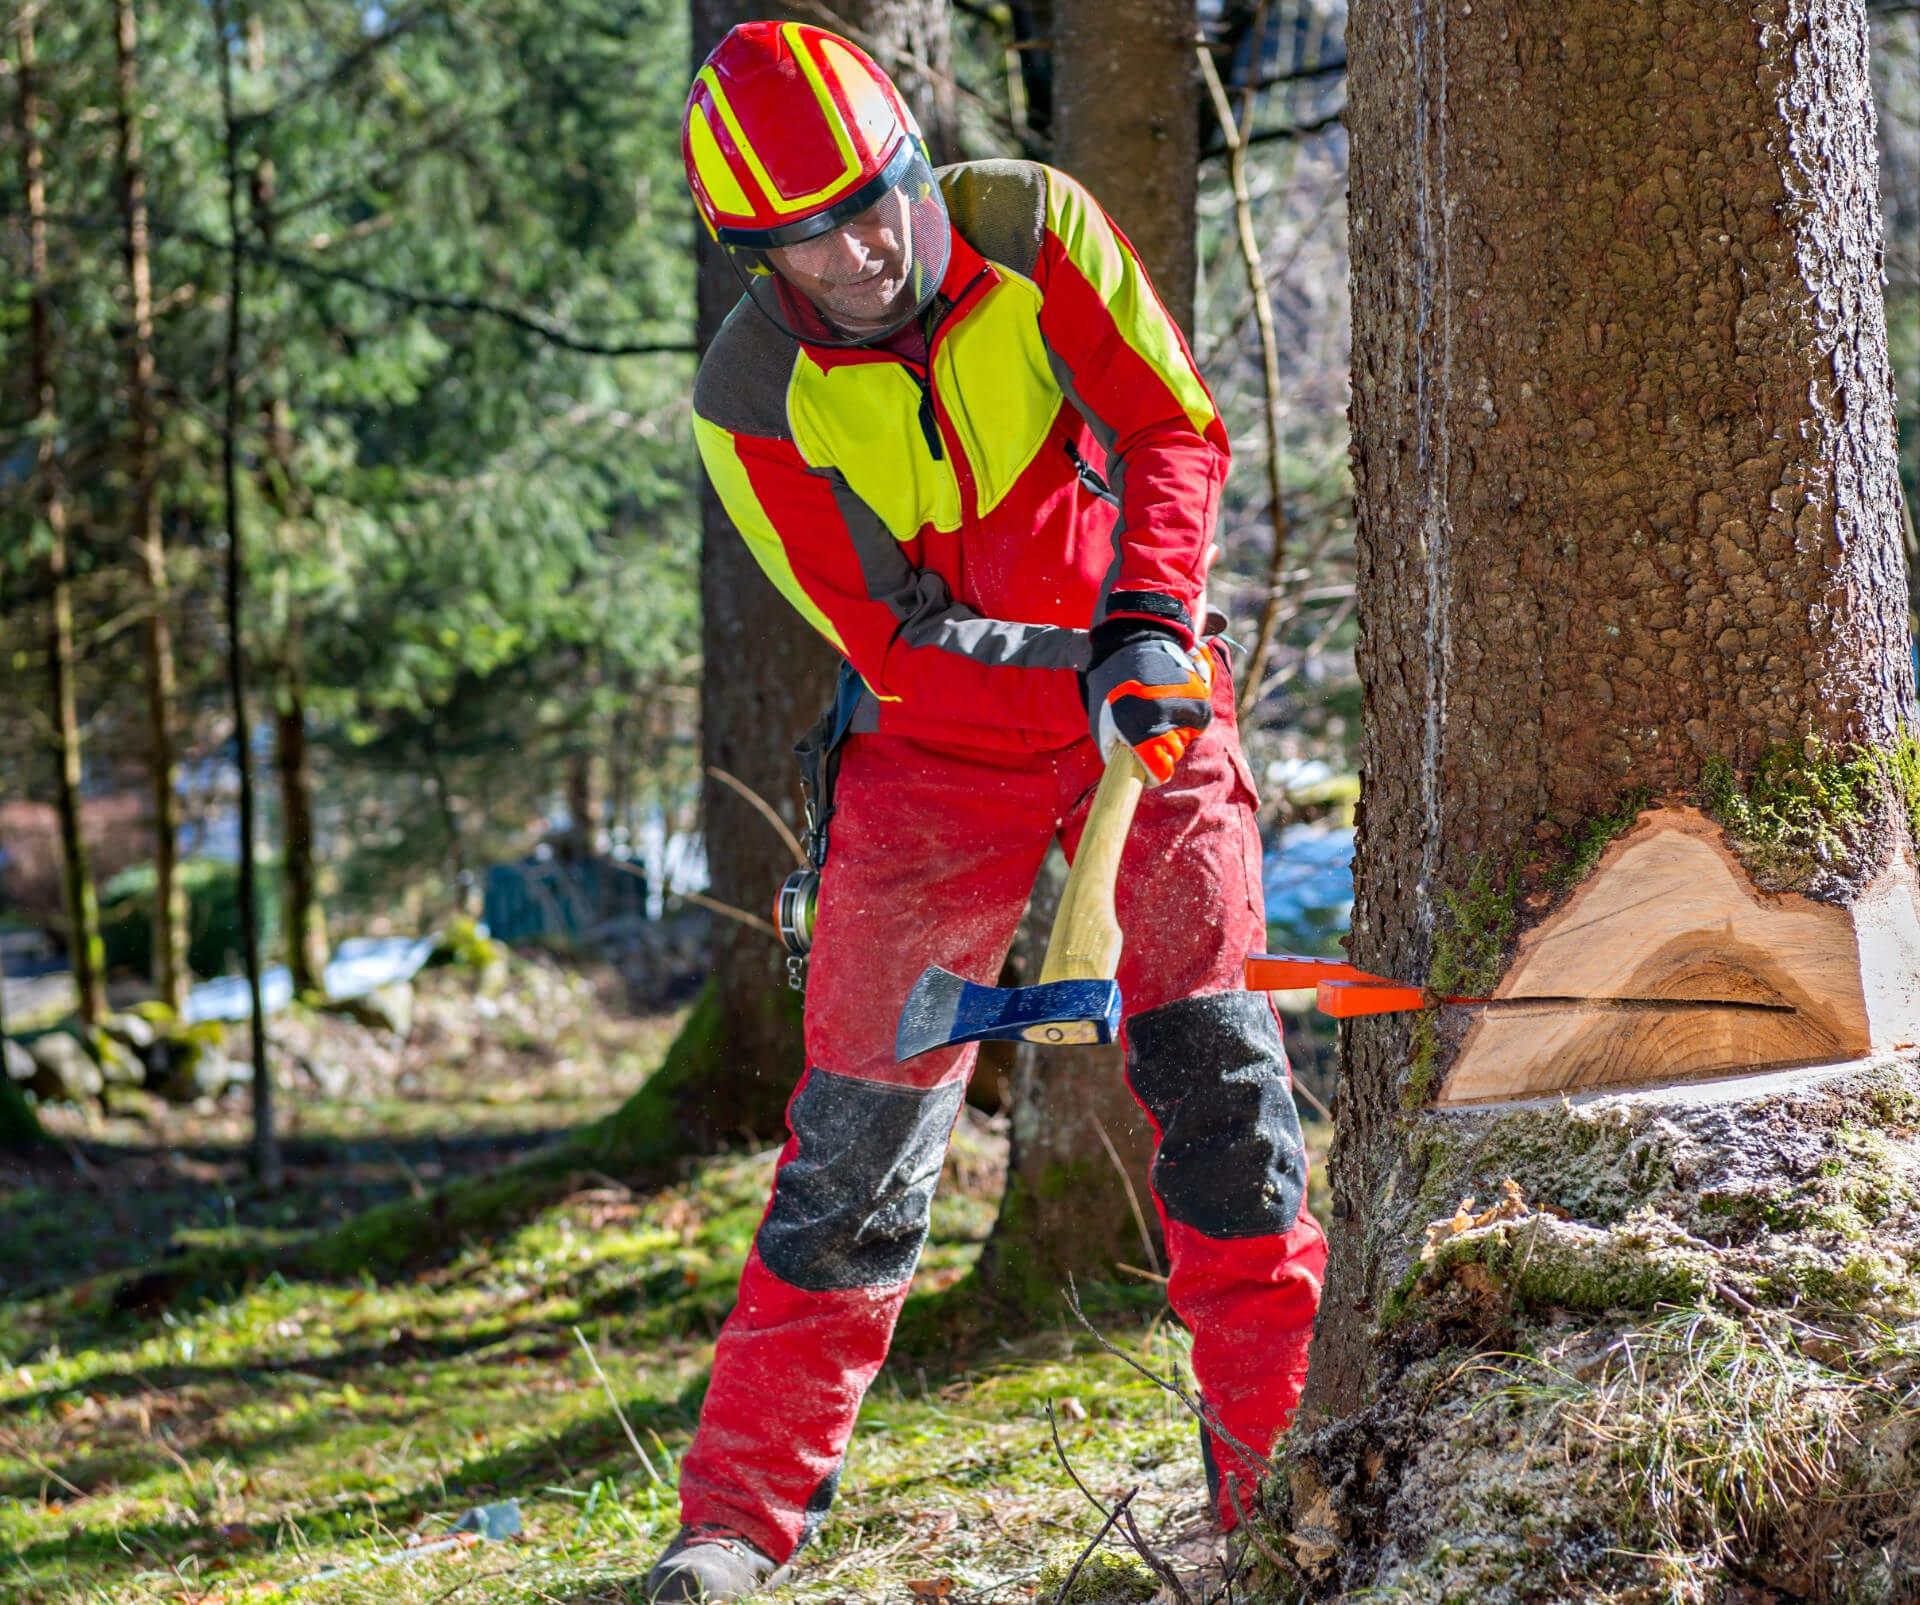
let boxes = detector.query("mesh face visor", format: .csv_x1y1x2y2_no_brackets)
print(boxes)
718,141,951,349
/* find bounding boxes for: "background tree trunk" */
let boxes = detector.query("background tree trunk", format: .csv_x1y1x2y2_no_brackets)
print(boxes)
275,686,328,995
976,846,1161,1309
862,0,957,164
18,8,106,1032
1050,0,1199,335
975,0,1196,1307
1275,0,1920,1594
115,0,190,1015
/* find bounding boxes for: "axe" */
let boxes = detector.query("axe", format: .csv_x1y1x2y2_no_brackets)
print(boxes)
895,747,1146,1062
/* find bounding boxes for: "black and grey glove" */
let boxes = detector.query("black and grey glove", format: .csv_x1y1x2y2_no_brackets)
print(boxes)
1084,615,1214,785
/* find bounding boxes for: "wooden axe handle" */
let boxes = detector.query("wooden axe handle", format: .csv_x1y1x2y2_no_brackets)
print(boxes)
1039,746,1147,984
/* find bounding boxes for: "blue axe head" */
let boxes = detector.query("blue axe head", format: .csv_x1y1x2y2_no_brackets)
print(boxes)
894,964,1124,1063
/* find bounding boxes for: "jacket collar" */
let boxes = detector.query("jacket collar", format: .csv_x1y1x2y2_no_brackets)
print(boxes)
797,225,999,371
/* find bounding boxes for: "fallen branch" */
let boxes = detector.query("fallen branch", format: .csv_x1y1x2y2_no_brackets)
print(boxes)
1052,1487,1137,1605
1062,1278,1277,1483
707,766,807,869
1224,1475,1289,1576
1089,1113,1161,1280
1046,1404,1192,1605
573,1325,665,1485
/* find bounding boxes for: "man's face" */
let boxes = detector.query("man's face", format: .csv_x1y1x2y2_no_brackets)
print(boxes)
767,188,915,337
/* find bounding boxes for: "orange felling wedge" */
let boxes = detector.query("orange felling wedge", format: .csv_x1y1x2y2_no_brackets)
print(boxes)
1316,979,1428,1018
1244,954,1389,990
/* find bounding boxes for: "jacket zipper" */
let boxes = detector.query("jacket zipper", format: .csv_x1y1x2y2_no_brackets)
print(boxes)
908,370,944,461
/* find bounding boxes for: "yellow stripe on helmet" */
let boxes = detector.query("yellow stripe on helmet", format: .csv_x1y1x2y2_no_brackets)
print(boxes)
686,101,754,226
696,22,882,219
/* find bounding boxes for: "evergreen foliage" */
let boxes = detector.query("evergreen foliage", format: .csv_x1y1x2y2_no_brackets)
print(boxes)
0,0,701,928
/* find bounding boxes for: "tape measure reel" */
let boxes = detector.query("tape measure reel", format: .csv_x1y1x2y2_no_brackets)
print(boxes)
776,868,819,990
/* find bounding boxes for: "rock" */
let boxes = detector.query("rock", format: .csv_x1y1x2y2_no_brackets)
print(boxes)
3,1039,34,1082
26,1032,103,1103
327,980,414,1039
88,1030,145,1087
102,1011,156,1051
146,1025,235,1103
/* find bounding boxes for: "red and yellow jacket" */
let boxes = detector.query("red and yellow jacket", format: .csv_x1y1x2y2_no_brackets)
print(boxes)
691,159,1229,753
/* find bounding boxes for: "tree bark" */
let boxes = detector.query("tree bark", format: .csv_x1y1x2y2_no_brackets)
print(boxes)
1275,1,1920,1594
975,0,1196,1306
115,0,190,1015
1049,0,1200,335
275,684,328,996
862,0,957,164
17,8,106,1031
217,0,280,1192
976,846,1161,1309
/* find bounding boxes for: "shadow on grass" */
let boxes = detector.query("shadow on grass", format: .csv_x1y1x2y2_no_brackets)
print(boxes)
889,1266,1166,1366
6,1384,709,1588
0,1125,590,1309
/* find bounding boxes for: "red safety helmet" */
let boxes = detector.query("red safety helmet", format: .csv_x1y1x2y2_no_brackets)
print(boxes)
683,22,950,347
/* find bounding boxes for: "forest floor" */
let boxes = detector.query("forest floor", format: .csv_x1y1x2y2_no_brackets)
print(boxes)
0,953,1329,1605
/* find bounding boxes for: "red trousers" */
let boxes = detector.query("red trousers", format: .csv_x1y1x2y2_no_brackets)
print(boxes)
678,660,1326,1561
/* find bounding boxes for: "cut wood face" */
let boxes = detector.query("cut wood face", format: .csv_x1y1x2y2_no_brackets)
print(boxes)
1436,807,1920,1105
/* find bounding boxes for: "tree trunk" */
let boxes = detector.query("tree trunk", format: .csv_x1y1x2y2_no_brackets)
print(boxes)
17,9,106,1031
1049,0,1199,335
601,0,846,1167
1274,1,1920,1594
975,0,1197,1305
862,0,957,164
977,846,1161,1310
564,744,599,862
115,0,190,1015
217,0,280,1192
275,684,328,996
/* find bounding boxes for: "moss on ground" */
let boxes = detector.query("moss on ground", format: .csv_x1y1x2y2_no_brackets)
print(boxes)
1037,1545,1159,1604
0,1138,1222,1605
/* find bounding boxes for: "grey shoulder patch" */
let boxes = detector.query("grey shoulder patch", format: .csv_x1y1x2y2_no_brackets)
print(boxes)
939,159,1047,280
693,296,800,439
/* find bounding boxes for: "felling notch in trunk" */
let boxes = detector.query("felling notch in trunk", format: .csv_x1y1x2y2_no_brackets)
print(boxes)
1436,806,1920,1105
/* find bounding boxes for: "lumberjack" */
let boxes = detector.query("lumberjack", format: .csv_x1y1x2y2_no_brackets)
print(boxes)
645,23,1323,1599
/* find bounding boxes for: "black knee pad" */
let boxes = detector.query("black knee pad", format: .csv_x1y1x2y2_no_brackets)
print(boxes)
1125,991,1307,1239
755,1069,964,1291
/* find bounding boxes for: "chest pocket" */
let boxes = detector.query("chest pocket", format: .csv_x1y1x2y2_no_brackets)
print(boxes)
933,273,1061,518
788,354,962,541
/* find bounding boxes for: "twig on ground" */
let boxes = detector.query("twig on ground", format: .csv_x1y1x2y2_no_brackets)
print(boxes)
1117,1501,1195,1605
573,1326,664,1485
1089,1114,1161,1279
1224,1476,1289,1577
1115,1262,1168,1285
1045,1400,1112,1520
0,1427,84,1497
1062,1278,1277,1482
1046,1402,1193,1605
1052,1487,1138,1605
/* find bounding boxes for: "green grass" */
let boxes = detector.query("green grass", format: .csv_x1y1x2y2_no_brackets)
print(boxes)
0,1144,1216,1605
0,952,1286,1603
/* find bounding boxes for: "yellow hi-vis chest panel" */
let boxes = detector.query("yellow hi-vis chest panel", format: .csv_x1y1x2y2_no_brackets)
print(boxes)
785,271,1062,541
